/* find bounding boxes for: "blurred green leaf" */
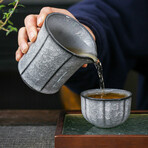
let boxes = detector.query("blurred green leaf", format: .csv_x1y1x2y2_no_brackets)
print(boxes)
17,4,25,8
8,8,15,13
0,4,5,10
8,2,16,6
3,12,10,19
8,20,13,25
6,25,17,35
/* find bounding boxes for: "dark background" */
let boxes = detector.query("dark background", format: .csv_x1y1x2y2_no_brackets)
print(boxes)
0,0,138,109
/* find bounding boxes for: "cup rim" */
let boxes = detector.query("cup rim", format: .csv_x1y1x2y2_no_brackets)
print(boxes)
45,12,96,62
80,88,132,101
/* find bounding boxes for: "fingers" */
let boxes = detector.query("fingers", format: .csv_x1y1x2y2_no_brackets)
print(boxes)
15,47,24,61
18,15,38,56
18,27,29,54
17,14,38,61
82,64,88,68
97,59,100,63
37,7,76,27
16,42,32,61
17,13,40,62
50,7,76,19
24,14,38,42
37,7,53,27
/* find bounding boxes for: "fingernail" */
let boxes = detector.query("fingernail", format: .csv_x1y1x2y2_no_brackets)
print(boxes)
16,54,21,61
20,43,28,53
37,17,42,26
29,32,35,42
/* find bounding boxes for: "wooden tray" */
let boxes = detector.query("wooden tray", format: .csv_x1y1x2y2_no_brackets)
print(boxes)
55,110,148,148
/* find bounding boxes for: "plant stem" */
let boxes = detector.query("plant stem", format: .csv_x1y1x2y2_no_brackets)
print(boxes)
0,0,19,31
2,27,9,32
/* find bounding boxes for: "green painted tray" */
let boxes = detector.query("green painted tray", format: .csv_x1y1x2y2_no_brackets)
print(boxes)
63,114,148,135
55,111,148,148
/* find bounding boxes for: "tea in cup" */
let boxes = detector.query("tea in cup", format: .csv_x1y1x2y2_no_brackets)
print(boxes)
81,88,132,128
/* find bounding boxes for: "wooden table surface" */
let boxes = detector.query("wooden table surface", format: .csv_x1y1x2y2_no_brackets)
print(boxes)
0,110,61,125
0,110,61,148
1,110,147,148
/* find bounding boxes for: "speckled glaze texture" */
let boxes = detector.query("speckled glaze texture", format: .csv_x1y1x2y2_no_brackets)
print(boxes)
18,13,97,94
81,89,132,128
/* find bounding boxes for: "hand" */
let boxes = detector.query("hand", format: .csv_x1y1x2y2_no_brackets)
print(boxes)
15,7,95,68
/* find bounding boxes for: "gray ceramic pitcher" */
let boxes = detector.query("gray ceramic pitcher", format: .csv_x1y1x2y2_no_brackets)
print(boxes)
18,13,97,94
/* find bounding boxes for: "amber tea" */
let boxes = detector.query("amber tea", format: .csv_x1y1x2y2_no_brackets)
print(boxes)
87,92,127,99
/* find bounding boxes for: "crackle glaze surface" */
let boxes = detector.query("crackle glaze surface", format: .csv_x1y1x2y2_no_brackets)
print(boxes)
81,89,132,128
18,13,97,94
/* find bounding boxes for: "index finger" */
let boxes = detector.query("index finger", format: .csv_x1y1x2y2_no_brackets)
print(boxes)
24,14,38,42
37,7,76,27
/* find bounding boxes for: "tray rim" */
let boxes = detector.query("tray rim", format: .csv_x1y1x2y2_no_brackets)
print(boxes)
55,110,148,137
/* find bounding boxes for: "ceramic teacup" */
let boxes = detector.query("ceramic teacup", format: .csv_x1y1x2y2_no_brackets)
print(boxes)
81,88,132,128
